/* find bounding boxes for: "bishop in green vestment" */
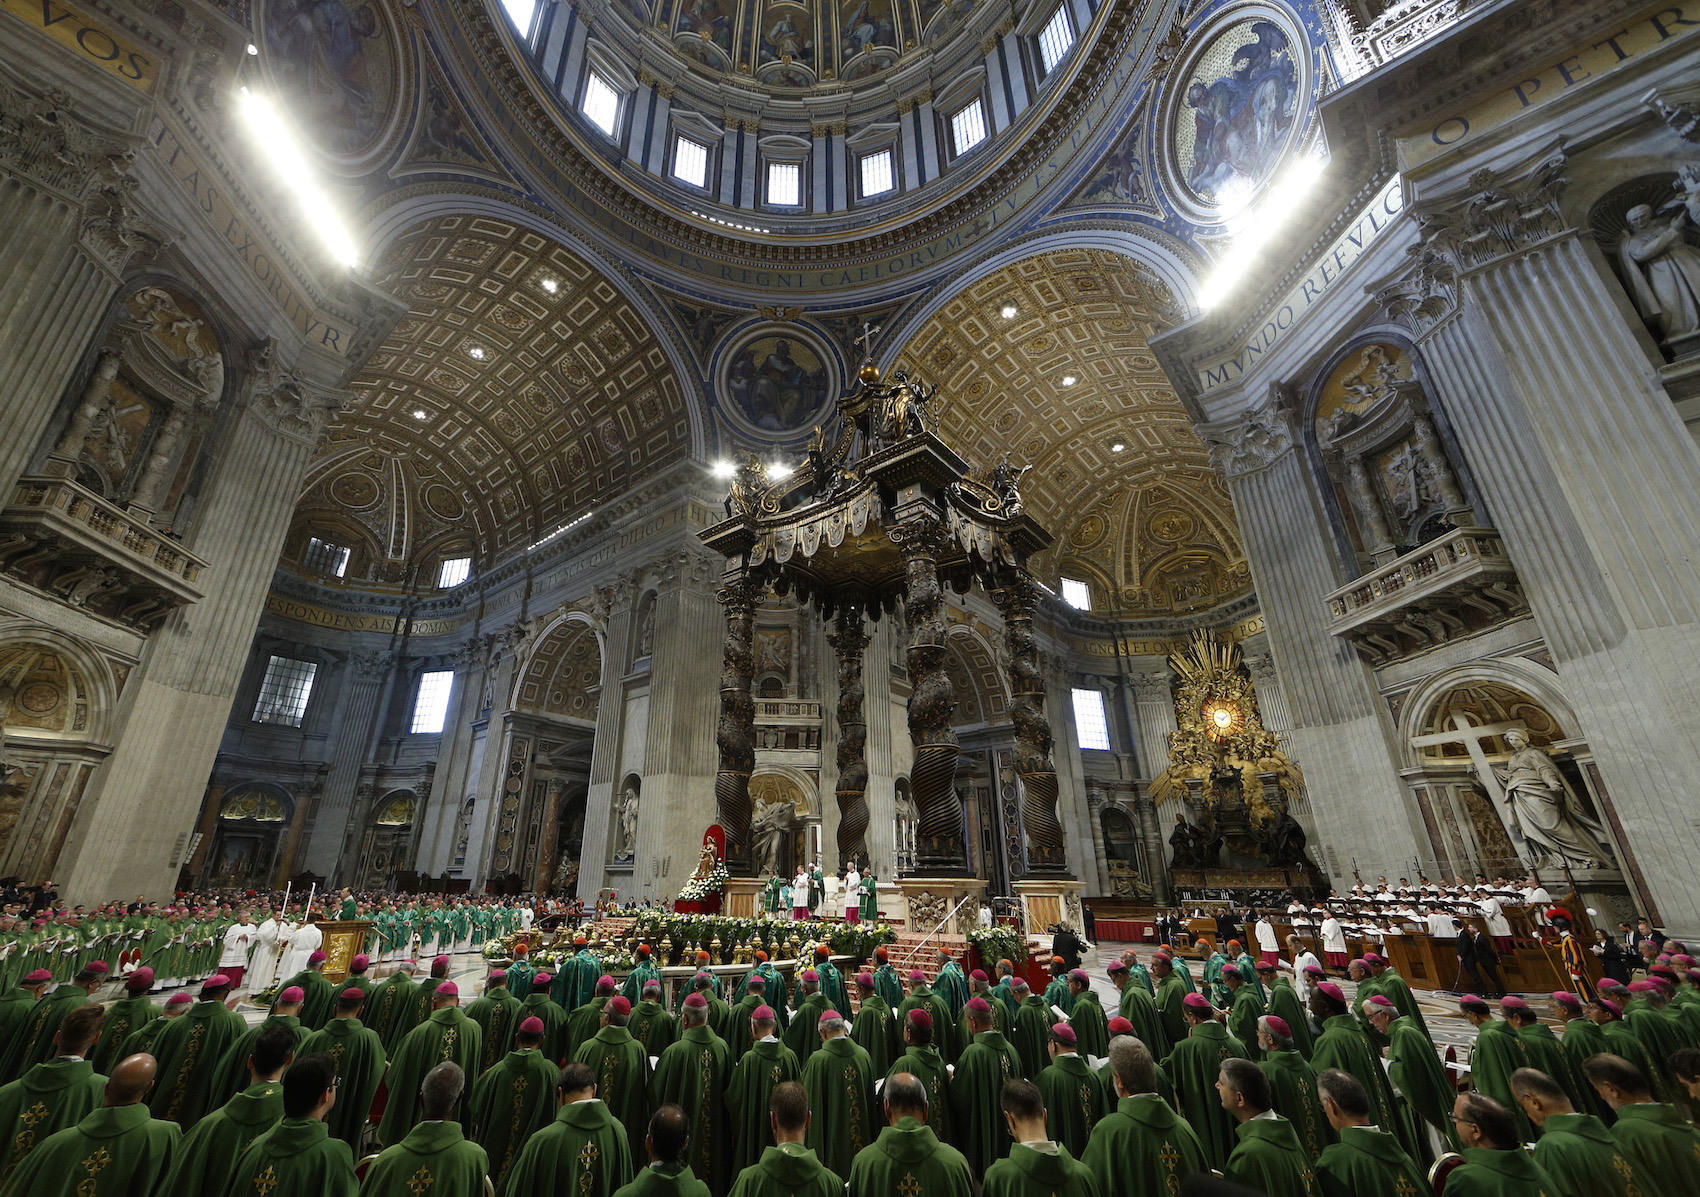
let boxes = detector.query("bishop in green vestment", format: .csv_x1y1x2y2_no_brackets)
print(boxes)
467,972,524,1073
1308,985,1401,1146
567,978,618,1059
502,1061,635,1197
468,1017,559,1188
1043,961,1073,1019
1081,1036,1208,1191
361,1062,489,1197
957,971,1011,1046
1365,1001,1455,1161
801,1012,879,1181
517,980,569,1062
845,1074,973,1197
278,953,336,1030
1313,1068,1426,1197
365,964,419,1053
0,1054,179,1197
555,940,604,1013
1583,1052,1700,1194
894,973,958,1064
0,1004,107,1185
1162,993,1247,1171
724,981,768,1063
1225,971,1267,1062
379,982,484,1145
1258,1021,1333,1165
0,977,46,1065
1218,1058,1321,1197
149,975,246,1126
4,969,100,1084
950,999,1024,1179
506,947,538,1002
404,957,454,1042
1265,975,1314,1059
156,1022,292,1197
725,1079,837,1197
885,1009,953,1141
1459,998,1534,1144
329,955,371,1008
89,972,157,1076
849,973,897,1077
934,953,969,1018
649,996,732,1195
1511,1068,1652,1197
632,982,679,1061
871,950,903,1013
206,992,307,1111
1034,1024,1105,1158
1369,960,1430,1039
1064,972,1108,1061
221,1051,357,1197
575,996,652,1164
299,990,386,1156
1151,955,1188,1049
724,1008,801,1177
1008,982,1055,1079
1554,997,1615,1123
1109,963,1168,1059
785,973,832,1066
620,947,661,1005
981,1078,1101,1197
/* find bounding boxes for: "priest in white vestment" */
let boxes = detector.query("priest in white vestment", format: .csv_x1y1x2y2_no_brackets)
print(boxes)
280,917,322,978
248,913,283,991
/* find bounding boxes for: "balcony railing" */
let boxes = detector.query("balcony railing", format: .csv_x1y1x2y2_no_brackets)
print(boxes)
1324,526,1524,663
0,476,207,629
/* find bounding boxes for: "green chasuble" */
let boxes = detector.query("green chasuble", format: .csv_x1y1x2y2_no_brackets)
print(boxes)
1310,1016,1400,1146
574,1025,651,1164
468,1048,558,1187
1068,991,1110,1061
620,961,661,1005
1315,1125,1426,1197
157,1079,283,1197
727,1142,840,1197
517,993,569,1064
378,1006,484,1145
631,1000,677,1062
0,1058,107,1184
555,951,604,1013
815,961,849,1019
726,1038,802,1177
885,1046,952,1141
1623,1002,1685,1084
278,968,336,1030
1516,1022,1579,1107
1036,1053,1106,1159
148,997,246,1126
1115,983,1167,1058
566,997,611,1060
1601,1022,1671,1105
1557,1019,1615,1124
506,961,538,1002
801,1035,878,1182
949,1029,1023,1178
503,1099,634,1197
1469,1019,1533,1144
5,990,88,1083
844,1117,973,1197
0,992,35,1064
207,1014,307,1111
934,963,969,1018
1386,1017,1457,1158
612,1161,711,1197
1081,1094,1209,1192
1377,968,1430,1039
1266,981,1314,1058
90,996,157,1075
650,1025,732,1196
1607,1103,1700,1192
1203,953,1231,1006
1224,1115,1321,1197
360,1119,488,1197
112,1012,175,1066
0,1103,178,1197
784,994,831,1067
982,1141,1101,1197
724,994,764,1063
466,988,523,1073
299,1017,386,1155
222,1115,356,1197
894,987,958,1064
1260,1050,1334,1164
1043,975,1074,1018
403,978,447,1044
1228,986,1267,1062
364,973,418,1053
1162,1021,1248,1171
1532,1112,1652,1197
850,995,898,1077
872,966,903,1013
1153,974,1187,1049
329,971,370,1007
1440,1145,1560,1197
1011,995,1055,1079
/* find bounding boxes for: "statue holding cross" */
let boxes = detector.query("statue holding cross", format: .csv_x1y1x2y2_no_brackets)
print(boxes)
1411,712,1617,870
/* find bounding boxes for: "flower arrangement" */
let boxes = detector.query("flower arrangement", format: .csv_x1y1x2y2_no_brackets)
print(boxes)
968,923,1026,972
622,911,895,966
677,860,729,901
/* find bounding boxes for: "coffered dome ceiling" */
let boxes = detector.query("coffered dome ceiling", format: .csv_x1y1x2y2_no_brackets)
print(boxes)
294,215,692,575
895,248,1250,616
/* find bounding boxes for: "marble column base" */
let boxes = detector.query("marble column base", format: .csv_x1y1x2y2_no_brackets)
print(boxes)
895,876,985,939
1013,878,1087,946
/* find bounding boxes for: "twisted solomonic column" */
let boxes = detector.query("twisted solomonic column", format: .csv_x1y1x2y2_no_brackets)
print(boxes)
993,568,1066,874
828,598,872,865
892,515,964,871
715,571,761,871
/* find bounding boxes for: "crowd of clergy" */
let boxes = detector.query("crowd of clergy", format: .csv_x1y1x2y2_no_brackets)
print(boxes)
2,899,1700,1197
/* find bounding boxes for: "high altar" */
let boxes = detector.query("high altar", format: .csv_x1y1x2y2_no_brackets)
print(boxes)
700,357,1082,936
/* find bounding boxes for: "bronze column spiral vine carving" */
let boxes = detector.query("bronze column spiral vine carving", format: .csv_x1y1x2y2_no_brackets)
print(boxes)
715,570,761,871
893,513,965,871
993,568,1067,874
828,597,872,865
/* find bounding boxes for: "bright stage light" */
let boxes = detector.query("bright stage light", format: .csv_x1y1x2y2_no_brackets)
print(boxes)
711,460,737,478
769,463,793,479
237,87,358,267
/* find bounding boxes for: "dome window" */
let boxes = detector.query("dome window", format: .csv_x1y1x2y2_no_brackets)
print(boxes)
860,149,895,198
672,137,711,189
1038,5,1076,75
582,72,621,138
768,162,801,207
951,99,988,156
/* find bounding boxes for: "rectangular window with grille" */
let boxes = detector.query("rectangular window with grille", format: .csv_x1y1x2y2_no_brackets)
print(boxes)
583,72,621,138
411,670,456,734
1039,5,1075,74
1072,687,1111,751
303,536,349,578
768,161,801,206
860,148,895,197
1060,577,1092,610
951,99,988,155
501,0,537,35
673,137,709,188
437,557,472,589
252,656,318,727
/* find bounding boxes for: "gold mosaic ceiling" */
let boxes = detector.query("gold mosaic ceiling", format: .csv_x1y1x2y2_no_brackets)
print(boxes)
298,216,691,572
896,248,1251,616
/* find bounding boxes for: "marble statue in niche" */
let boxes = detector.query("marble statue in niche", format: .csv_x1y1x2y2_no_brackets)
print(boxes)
613,781,639,859
1619,200,1700,350
752,795,798,875
1492,729,1617,868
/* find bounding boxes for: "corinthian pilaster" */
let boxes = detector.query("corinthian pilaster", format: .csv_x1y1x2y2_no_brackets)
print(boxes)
1129,669,1177,778
304,650,391,880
